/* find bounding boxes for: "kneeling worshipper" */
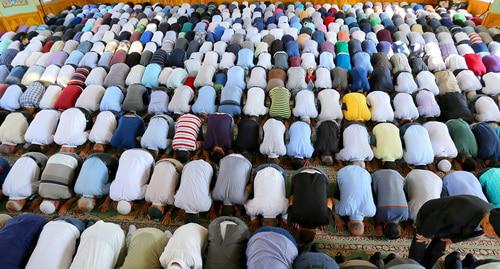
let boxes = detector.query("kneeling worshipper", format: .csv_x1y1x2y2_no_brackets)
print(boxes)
38,152,82,215
120,226,169,269
336,122,374,164
314,120,341,165
159,223,207,269
335,163,376,236
203,113,235,161
0,214,47,269
171,113,203,163
174,159,214,223
234,117,260,158
472,123,500,162
371,122,404,163
246,226,298,269
342,92,371,122
109,149,155,215
89,111,118,152
141,114,175,155
293,89,319,122
100,86,124,113
268,86,291,120
53,107,91,150
121,84,149,114
74,153,118,212
293,252,339,269
168,85,194,114
25,217,85,269
205,216,250,269
0,111,31,153
317,89,343,122
212,154,253,216
145,158,183,222
366,91,395,123
286,120,315,169
69,220,125,269
415,89,441,119
245,163,288,227
400,123,435,166
0,156,11,199
24,109,61,152
440,161,488,202
2,152,48,212
385,258,424,269
446,119,479,160
243,87,268,117
423,121,458,159
409,196,500,269
260,118,287,161
372,163,409,239
479,167,500,208
471,95,500,123
288,167,333,244
405,168,443,221
437,92,473,123
393,93,420,122
110,112,145,150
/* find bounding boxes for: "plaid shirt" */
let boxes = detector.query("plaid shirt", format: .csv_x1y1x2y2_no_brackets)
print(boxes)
20,81,46,108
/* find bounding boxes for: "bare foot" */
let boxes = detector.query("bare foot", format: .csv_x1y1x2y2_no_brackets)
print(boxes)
99,196,112,212
58,196,79,215
249,219,261,231
162,212,172,225
28,196,42,210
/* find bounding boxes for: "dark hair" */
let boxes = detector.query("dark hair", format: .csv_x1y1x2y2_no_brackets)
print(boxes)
462,158,477,172
148,206,163,220
383,222,401,239
176,150,190,163
184,213,199,224
383,161,397,170
291,157,305,170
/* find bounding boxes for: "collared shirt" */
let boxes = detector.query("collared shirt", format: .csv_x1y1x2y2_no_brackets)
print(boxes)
442,171,488,201
109,149,154,202
405,169,443,221
69,221,125,269
335,165,376,221
174,160,213,214
160,223,208,269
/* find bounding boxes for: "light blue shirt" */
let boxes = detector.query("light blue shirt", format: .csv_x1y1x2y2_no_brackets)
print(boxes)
65,50,84,66
286,121,314,159
442,171,488,202
192,86,217,114
335,165,376,221
141,63,162,88
100,86,123,112
237,48,255,70
74,157,110,197
225,66,246,90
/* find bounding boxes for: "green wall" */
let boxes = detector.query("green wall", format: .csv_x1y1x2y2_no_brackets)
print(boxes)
0,0,38,16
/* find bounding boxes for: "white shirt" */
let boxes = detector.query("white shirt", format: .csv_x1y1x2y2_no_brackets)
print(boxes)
395,72,418,94
456,70,482,92
145,159,182,206
423,121,458,158
259,119,286,159
336,124,374,162
109,149,154,202
416,71,439,95
405,169,442,221
54,108,89,147
168,85,194,114
2,154,44,200
75,85,105,112
174,160,213,214
69,221,125,269
26,220,81,269
416,90,441,118
293,90,318,119
402,124,435,165
243,87,268,117
89,111,117,144
394,93,419,120
317,89,343,121
25,109,61,145
366,91,394,122
0,112,29,146
244,166,288,218
160,223,207,269
39,85,63,109
475,96,500,122
482,72,500,96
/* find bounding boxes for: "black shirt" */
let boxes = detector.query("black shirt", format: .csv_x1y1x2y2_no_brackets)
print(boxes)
416,195,492,242
314,120,340,157
235,118,259,153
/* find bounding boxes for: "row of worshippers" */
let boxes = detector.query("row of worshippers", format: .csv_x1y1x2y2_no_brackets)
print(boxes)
0,195,499,269
0,147,498,240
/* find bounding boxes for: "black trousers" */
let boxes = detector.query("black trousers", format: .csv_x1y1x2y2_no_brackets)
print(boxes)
409,234,447,269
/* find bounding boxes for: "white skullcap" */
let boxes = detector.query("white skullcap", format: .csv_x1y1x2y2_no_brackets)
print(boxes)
438,159,452,173
117,200,132,215
39,200,57,214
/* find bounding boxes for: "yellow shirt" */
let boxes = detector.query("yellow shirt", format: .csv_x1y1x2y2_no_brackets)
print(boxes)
342,92,371,121
372,123,403,162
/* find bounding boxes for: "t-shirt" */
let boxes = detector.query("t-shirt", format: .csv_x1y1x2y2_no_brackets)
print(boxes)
335,165,376,221
405,169,443,221
269,87,291,119
174,160,213,214
120,228,168,269
442,171,488,201
372,123,403,162
372,169,408,222
172,114,202,151
480,168,500,208
446,119,478,158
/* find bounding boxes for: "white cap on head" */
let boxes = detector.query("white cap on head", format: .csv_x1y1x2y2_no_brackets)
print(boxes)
438,159,452,173
40,200,56,214
117,200,132,215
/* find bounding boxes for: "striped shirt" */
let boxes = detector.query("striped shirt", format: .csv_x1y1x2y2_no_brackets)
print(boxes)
172,114,202,151
269,87,291,119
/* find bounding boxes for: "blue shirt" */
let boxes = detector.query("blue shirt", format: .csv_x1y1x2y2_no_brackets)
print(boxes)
192,86,217,114
286,121,314,159
100,86,124,112
74,156,111,197
141,63,162,88
335,165,376,221
442,171,488,202
110,115,145,149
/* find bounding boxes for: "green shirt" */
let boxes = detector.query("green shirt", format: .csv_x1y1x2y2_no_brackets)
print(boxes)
446,119,478,158
120,228,169,269
269,87,291,119
480,168,500,208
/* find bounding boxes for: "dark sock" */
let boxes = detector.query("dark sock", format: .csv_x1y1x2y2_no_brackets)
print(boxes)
384,253,396,264
335,252,345,264
462,253,477,269
445,251,462,269
370,252,384,269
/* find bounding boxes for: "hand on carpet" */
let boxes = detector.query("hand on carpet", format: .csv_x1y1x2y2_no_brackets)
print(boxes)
416,234,432,244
